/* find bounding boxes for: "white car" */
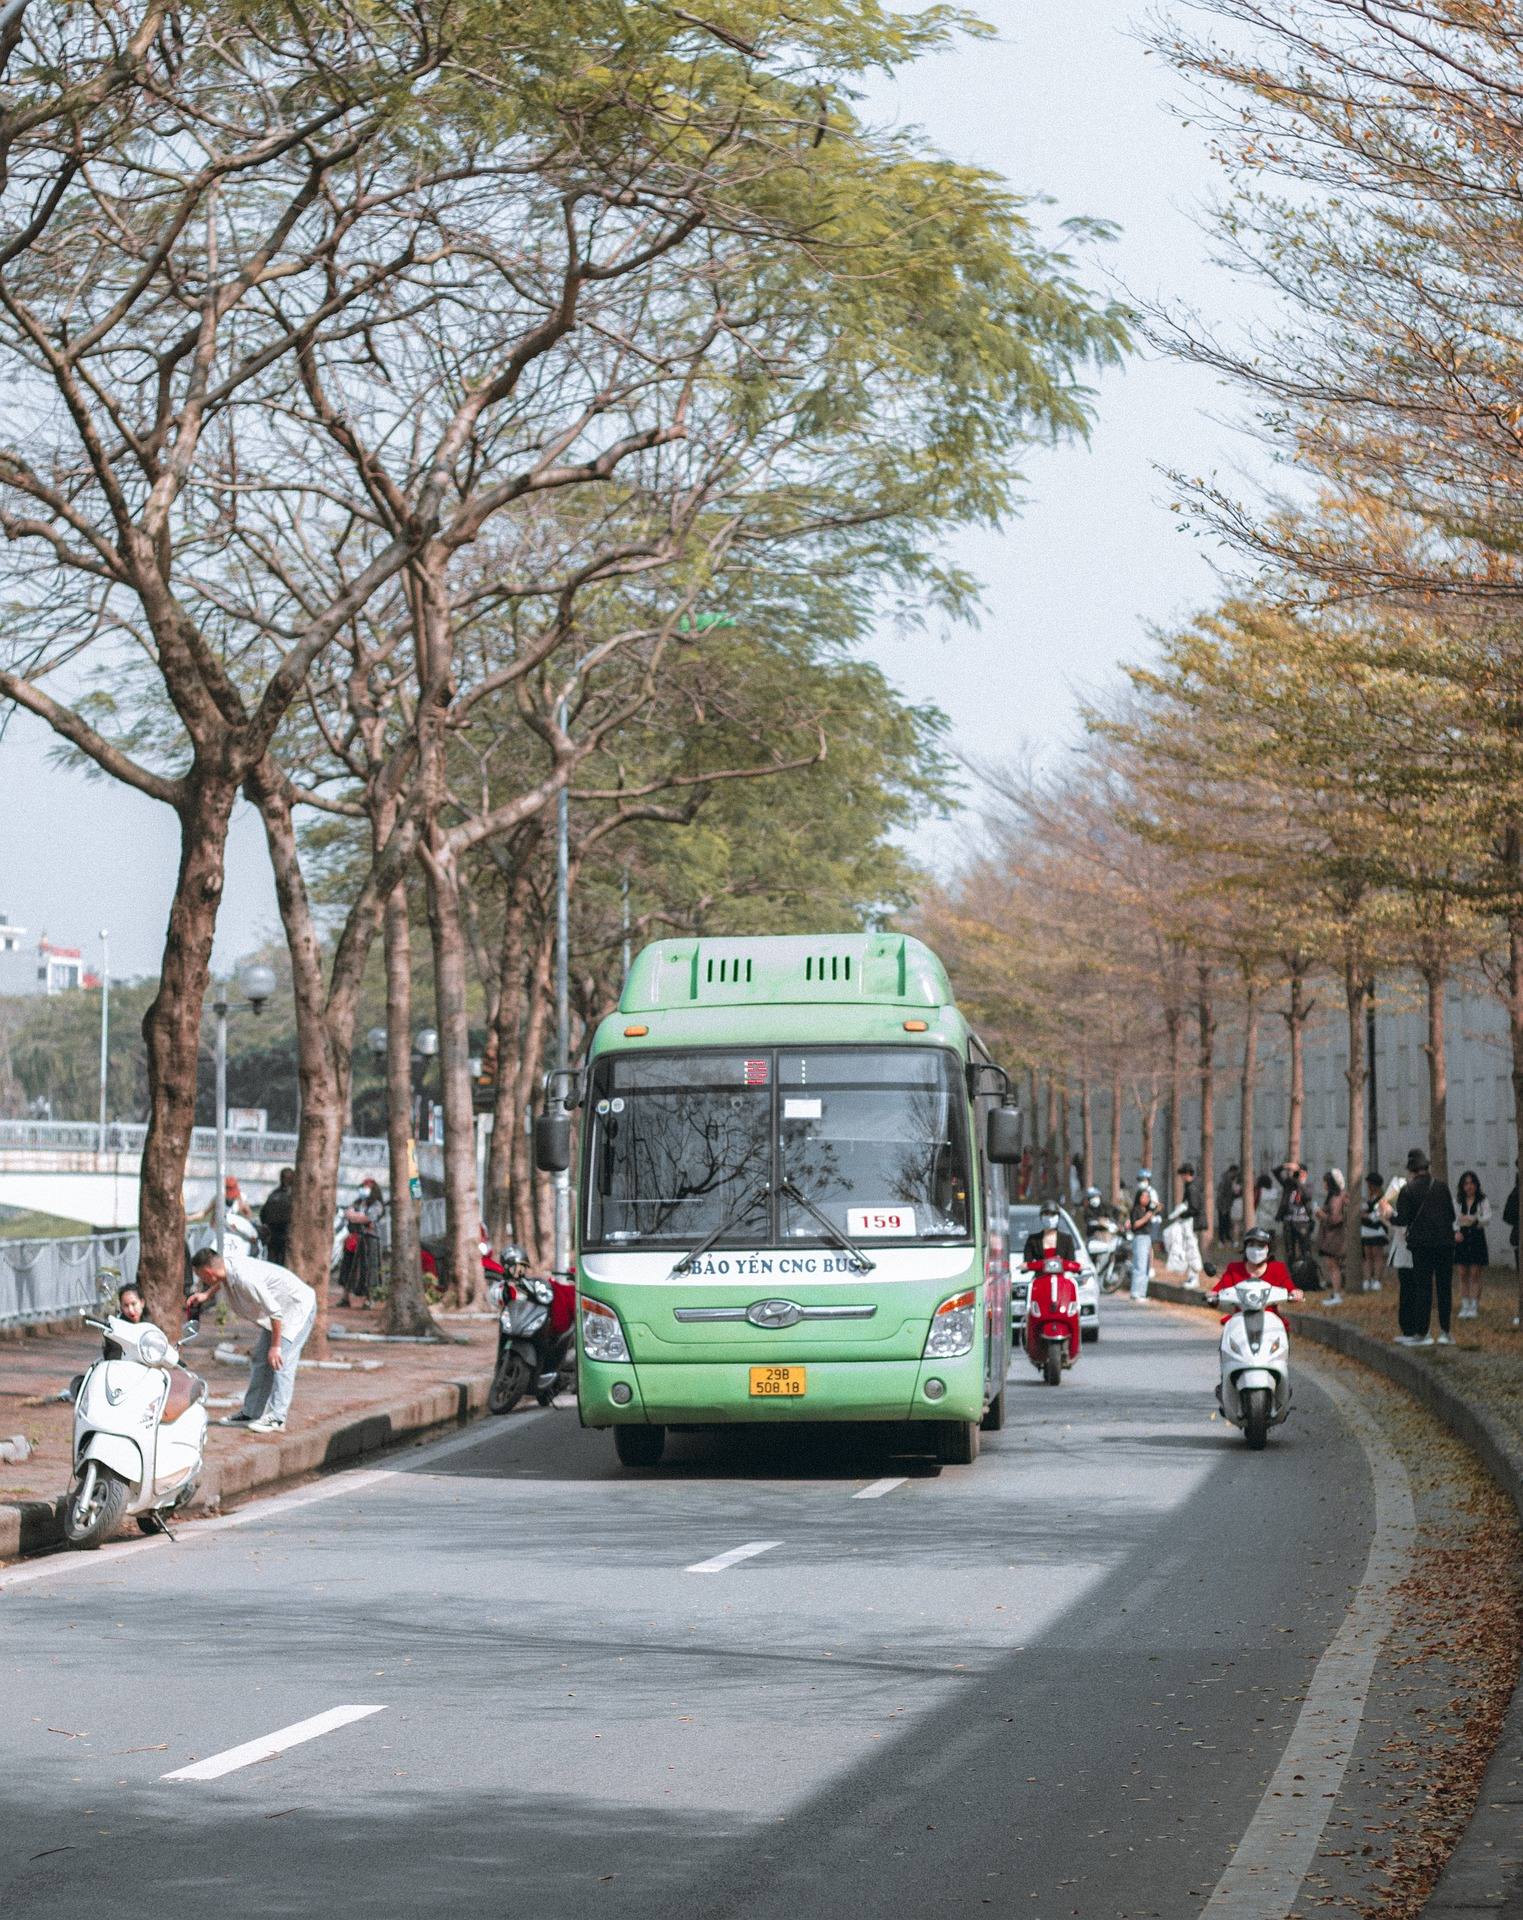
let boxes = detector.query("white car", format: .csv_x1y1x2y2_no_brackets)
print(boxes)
1009,1204,1101,1344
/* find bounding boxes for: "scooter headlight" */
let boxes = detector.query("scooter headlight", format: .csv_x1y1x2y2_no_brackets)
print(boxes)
136,1326,171,1367
924,1290,976,1359
580,1296,631,1363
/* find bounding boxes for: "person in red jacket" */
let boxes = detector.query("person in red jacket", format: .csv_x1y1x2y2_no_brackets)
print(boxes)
1212,1226,1303,1300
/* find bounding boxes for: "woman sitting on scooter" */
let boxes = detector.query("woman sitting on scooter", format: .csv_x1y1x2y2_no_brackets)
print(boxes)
1211,1227,1303,1300
102,1281,147,1358
1022,1202,1076,1266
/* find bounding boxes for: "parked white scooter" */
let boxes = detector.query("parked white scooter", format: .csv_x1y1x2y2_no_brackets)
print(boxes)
1215,1277,1292,1450
63,1315,208,1548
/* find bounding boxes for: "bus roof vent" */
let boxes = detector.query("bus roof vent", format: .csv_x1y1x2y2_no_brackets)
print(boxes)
619,935,950,1011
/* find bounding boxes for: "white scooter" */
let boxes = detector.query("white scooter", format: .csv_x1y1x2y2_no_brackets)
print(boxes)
63,1315,209,1549
1214,1277,1292,1450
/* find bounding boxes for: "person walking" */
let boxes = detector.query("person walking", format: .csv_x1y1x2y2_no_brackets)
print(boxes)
1393,1148,1458,1347
1128,1169,1161,1301
1454,1171,1491,1321
259,1167,295,1265
337,1178,385,1309
1359,1171,1388,1292
1314,1169,1348,1306
1215,1165,1242,1248
1164,1163,1207,1288
185,1243,317,1433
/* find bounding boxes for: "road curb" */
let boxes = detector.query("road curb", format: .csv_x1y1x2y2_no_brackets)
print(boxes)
1145,1276,1523,1913
0,1370,494,1567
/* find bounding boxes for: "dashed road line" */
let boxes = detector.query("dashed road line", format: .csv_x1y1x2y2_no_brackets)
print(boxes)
685,1540,781,1574
163,1704,388,1781
853,1477,907,1499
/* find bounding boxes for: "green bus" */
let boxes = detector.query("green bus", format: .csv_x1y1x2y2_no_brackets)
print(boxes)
570,933,1019,1467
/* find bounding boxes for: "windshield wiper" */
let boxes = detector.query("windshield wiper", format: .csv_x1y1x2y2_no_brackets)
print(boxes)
778,1178,876,1274
671,1178,772,1276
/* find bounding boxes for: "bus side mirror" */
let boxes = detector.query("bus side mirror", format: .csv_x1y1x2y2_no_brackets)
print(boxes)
534,1110,572,1173
986,1106,1022,1165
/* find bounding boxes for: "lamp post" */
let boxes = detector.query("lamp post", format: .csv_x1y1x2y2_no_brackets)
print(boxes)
97,929,109,1153
554,697,571,1280
212,962,277,1254
413,1027,439,1144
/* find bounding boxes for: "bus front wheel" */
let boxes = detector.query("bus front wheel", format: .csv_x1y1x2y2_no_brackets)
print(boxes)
935,1420,980,1466
980,1385,1006,1432
614,1425,666,1469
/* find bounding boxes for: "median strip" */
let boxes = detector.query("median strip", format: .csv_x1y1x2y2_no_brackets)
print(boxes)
684,1540,780,1574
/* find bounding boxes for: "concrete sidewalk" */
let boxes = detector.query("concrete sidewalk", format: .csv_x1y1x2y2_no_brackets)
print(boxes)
0,1308,501,1562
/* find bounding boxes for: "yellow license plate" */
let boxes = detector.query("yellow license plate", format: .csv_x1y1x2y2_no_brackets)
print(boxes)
749,1365,806,1398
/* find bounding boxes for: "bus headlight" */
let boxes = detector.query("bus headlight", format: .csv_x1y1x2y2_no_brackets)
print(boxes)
580,1297,631,1363
923,1289,976,1359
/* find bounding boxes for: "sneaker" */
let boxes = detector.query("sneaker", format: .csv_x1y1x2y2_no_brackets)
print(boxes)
1326,1292,1343,1306
1437,1331,1456,1346
217,1412,255,1426
1411,1334,1436,1348
1394,1334,1427,1347
246,1416,286,1434
1368,1280,1382,1291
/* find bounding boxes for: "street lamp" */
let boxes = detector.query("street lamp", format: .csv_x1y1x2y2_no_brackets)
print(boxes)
413,1028,439,1144
212,962,279,1253
97,930,109,1153
366,1026,388,1067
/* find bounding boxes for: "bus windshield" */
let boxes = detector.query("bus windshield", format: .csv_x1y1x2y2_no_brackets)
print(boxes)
584,1046,971,1250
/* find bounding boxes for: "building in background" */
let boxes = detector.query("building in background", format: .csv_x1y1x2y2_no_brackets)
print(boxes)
0,922,89,997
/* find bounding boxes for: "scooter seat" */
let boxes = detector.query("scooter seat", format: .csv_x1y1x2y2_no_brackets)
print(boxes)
162,1367,207,1424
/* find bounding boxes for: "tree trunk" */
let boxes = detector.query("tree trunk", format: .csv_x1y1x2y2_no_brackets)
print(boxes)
138,774,237,1331
1166,1005,1183,1198
1197,965,1216,1249
1044,1072,1059,1196
485,849,536,1249
1108,1060,1122,1205
512,920,556,1266
1508,899,1523,1326
1342,949,1368,1298
246,763,351,1357
1080,1076,1093,1192
1239,970,1259,1246
1059,1082,1071,1200
1423,964,1449,1183
420,834,484,1308
382,880,435,1336
1284,961,1309,1168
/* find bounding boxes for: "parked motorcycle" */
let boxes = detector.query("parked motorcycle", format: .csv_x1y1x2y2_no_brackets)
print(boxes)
1214,1276,1292,1450
1086,1215,1124,1292
488,1245,575,1415
1022,1254,1081,1386
63,1315,208,1549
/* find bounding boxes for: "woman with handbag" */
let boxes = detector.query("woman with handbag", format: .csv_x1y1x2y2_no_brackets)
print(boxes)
338,1178,385,1309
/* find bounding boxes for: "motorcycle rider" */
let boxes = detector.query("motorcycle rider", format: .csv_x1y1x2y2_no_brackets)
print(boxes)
1212,1226,1303,1300
1022,1201,1076,1266
1081,1186,1111,1233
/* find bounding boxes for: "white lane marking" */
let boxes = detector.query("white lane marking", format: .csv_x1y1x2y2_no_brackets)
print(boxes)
1202,1363,1415,1919
163,1704,387,1781
685,1540,781,1574
853,1477,907,1500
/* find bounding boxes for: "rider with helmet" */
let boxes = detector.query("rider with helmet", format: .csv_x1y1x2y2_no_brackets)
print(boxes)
1212,1226,1302,1299
1022,1201,1076,1266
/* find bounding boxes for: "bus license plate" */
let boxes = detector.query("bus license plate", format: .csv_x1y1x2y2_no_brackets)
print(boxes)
750,1365,806,1398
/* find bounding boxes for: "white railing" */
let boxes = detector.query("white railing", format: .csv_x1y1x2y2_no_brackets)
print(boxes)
0,1231,135,1329
0,1118,390,1166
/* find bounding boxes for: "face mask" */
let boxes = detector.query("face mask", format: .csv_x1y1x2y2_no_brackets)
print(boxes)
1246,1247,1268,1266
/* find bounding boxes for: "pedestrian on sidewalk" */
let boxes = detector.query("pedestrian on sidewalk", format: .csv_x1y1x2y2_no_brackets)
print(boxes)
1454,1171,1491,1321
1393,1148,1457,1348
1164,1163,1206,1288
338,1179,385,1309
1215,1165,1242,1248
185,1244,317,1433
1279,1164,1314,1267
1314,1169,1347,1305
1360,1172,1388,1292
259,1167,295,1265
1127,1169,1160,1300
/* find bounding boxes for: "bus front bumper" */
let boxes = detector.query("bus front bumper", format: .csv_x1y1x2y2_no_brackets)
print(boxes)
579,1354,983,1427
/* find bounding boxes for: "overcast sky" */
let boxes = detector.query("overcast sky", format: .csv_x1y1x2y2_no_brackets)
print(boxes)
0,1,1269,981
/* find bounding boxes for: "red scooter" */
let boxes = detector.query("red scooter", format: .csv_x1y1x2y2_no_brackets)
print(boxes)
1023,1255,1081,1386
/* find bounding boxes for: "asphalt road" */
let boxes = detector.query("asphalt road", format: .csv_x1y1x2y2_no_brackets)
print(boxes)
0,1299,1404,1919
